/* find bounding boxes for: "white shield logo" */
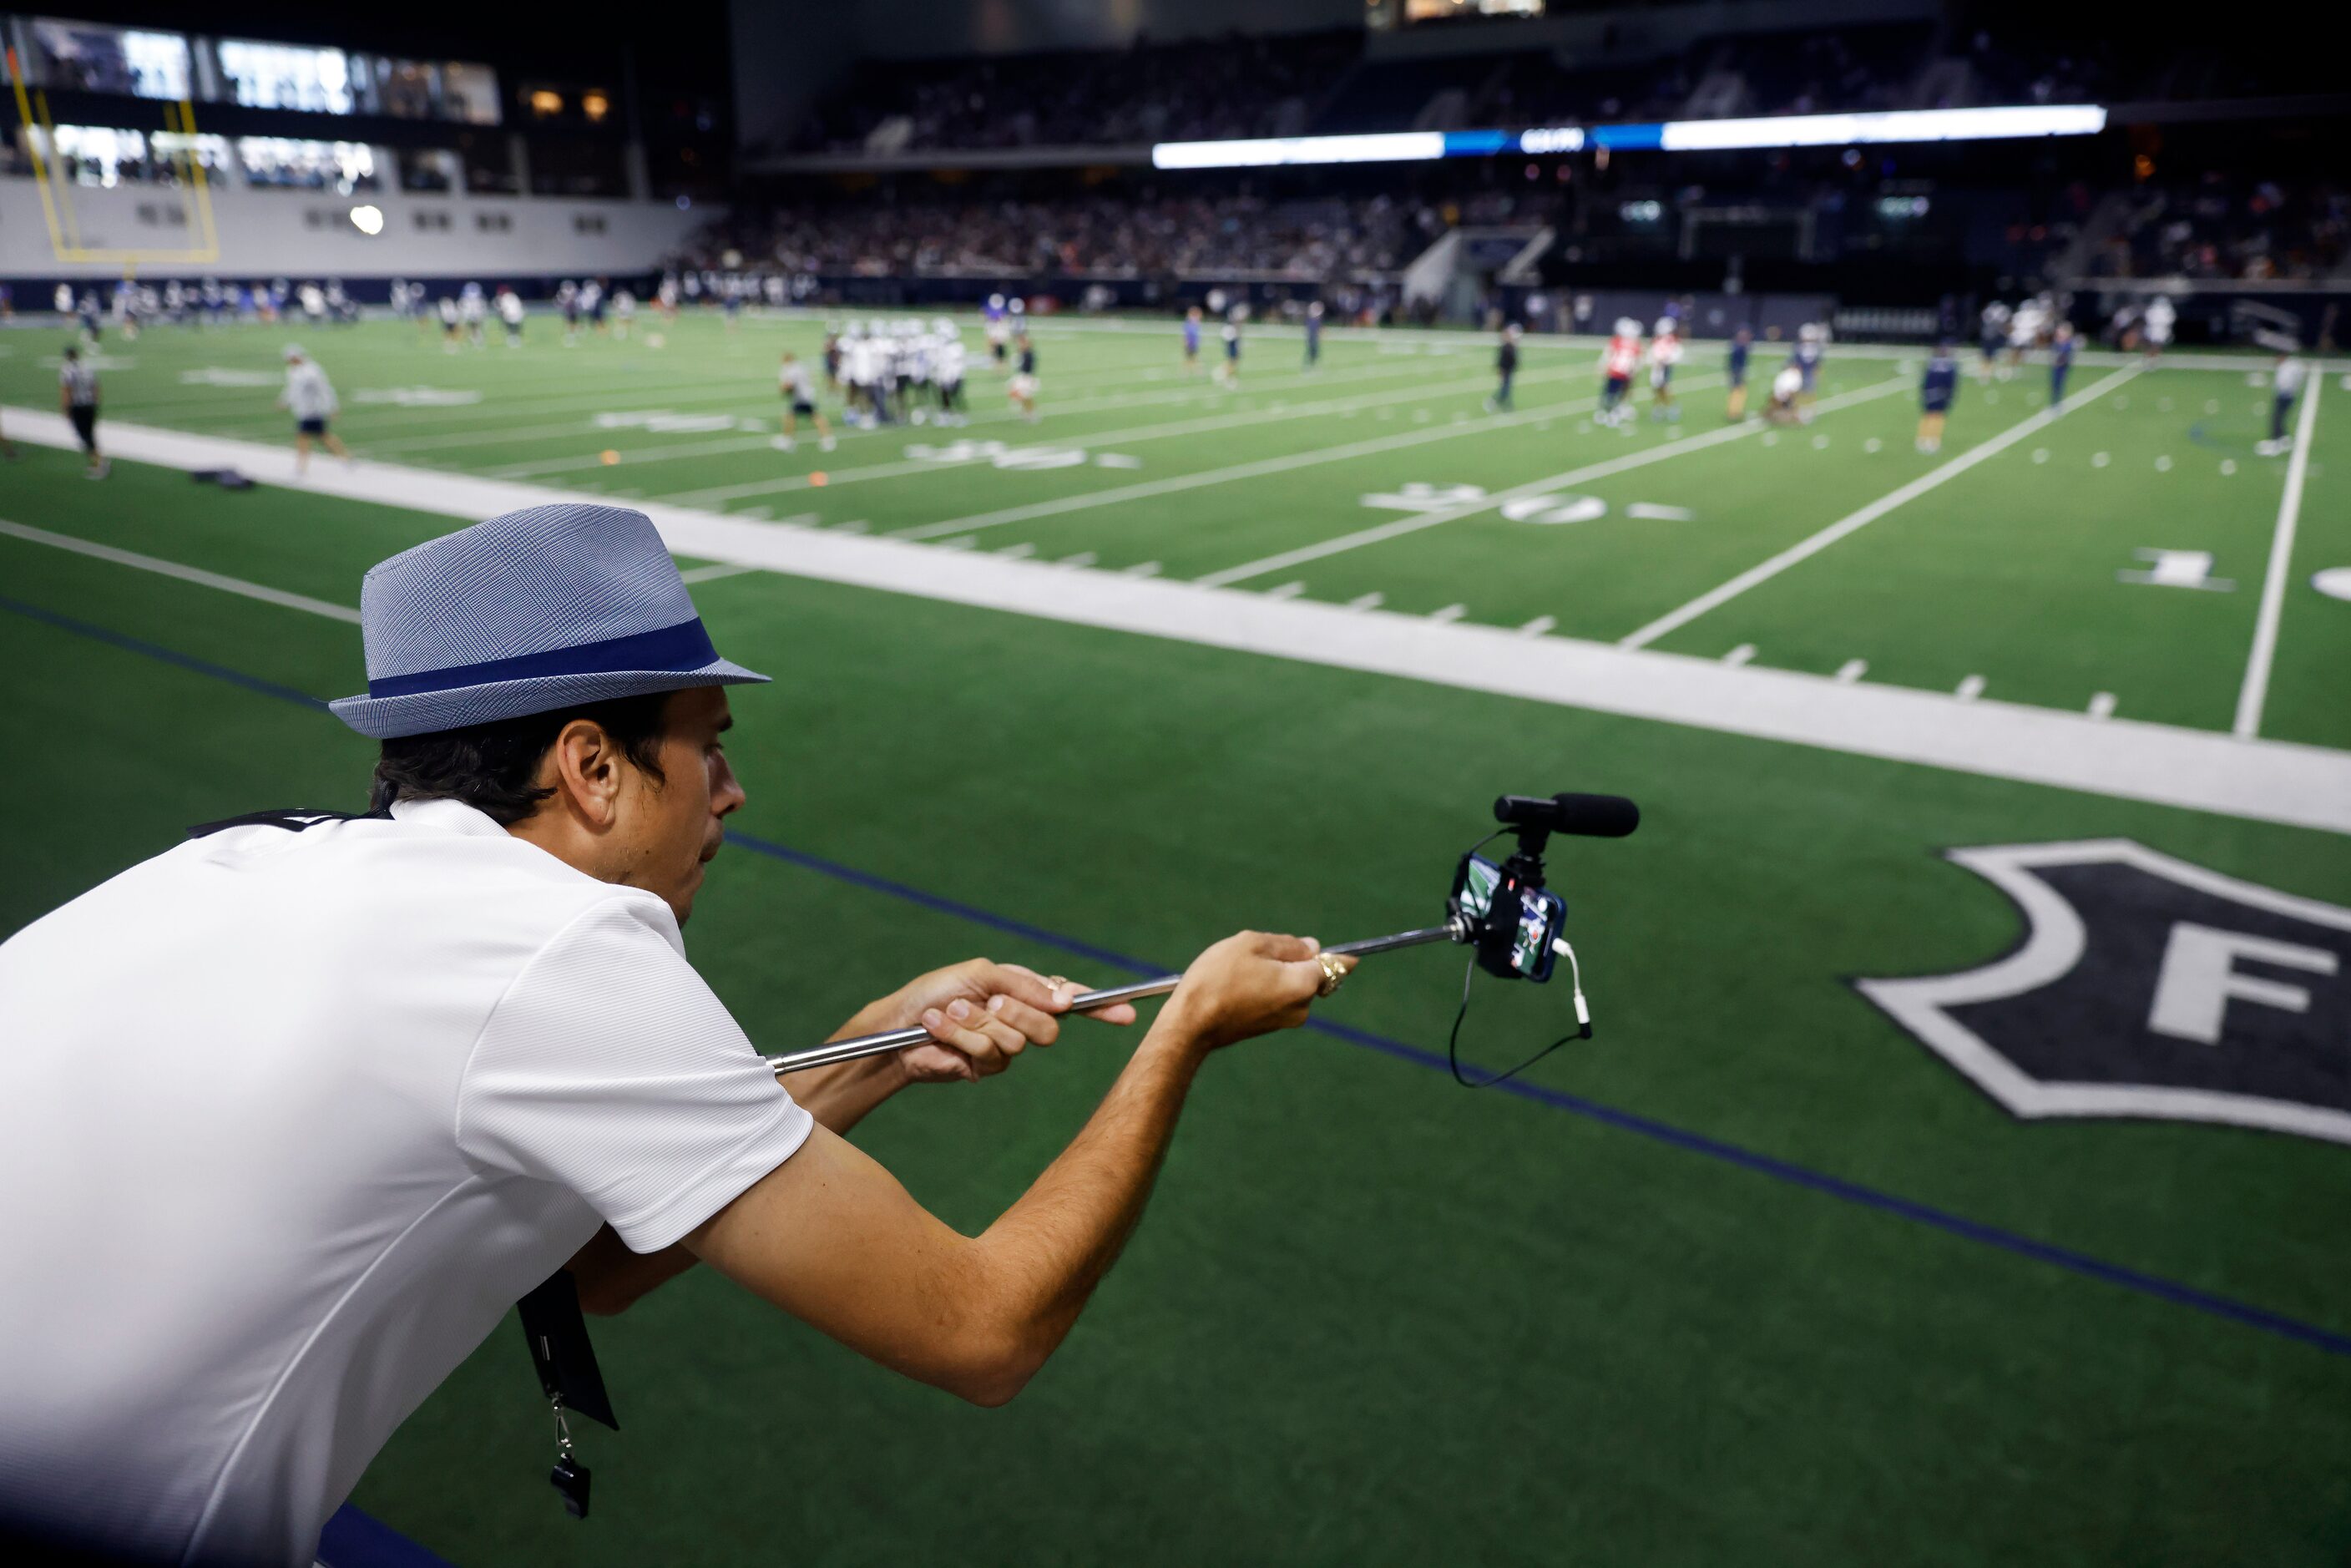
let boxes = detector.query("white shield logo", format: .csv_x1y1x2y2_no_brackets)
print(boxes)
1856,840,2350,1144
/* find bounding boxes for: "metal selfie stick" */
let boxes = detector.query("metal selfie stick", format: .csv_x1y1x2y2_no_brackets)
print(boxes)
763,919,1469,1077
761,792,1638,1079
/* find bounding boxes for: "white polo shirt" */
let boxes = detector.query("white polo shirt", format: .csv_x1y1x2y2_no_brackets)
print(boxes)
0,799,812,1565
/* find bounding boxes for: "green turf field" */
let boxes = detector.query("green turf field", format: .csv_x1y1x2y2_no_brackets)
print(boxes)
3,311,2348,1565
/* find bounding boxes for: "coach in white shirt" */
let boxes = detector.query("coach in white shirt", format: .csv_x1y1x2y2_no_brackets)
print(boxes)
0,503,1346,1565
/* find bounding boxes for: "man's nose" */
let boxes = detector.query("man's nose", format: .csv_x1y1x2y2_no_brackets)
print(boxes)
712,757,746,817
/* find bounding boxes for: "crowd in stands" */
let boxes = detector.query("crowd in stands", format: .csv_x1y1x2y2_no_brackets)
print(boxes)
791,31,1361,153
688,190,1489,281
2087,178,2351,282
786,22,2329,158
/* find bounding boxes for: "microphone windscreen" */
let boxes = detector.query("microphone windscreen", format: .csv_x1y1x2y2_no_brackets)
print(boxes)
1550,793,1640,837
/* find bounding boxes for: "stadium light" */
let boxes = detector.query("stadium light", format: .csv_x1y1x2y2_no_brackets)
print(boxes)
1150,131,1446,169
1657,104,2107,151
1151,103,2104,169
347,204,384,236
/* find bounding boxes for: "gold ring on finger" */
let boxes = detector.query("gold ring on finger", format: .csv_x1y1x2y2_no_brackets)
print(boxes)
1317,952,1347,998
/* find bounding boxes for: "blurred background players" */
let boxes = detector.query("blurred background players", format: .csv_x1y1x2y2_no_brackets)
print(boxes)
1009,330,1040,422
1488,322,1519,412
2049,321,2076,404
1216,308,1244,388
58,344,105,479
777,349,833,452
2257,346,2307,456
1597,317,1641,427
1790,323,1825,416
497,286,525,347
1766,362,1806,424
1182,306,1203,377
985,294,1011,369
1978,299,2010,382
934,319,968,426
279,345,350,477
1725,325,1753,420
1648,316,1683,422
1303,301,1323,369
2142,293,2177,360
1918,340,1958,452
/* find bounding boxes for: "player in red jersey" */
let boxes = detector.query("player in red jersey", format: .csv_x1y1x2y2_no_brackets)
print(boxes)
1597,318,1642,427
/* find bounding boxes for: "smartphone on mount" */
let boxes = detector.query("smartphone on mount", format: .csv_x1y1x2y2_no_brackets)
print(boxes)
1448,853,1565,983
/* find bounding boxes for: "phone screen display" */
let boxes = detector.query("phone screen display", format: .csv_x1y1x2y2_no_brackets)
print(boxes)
1452,854,1564,982
1510,885,1564,981
1456,854,1500,923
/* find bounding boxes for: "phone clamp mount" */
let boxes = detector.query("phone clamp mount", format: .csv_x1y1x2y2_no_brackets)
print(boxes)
765,792,1637,1081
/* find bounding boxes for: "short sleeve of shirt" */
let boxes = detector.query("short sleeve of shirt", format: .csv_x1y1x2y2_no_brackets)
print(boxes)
454,898,812,1252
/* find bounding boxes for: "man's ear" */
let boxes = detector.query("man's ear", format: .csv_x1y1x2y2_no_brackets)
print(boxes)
546,718,626,829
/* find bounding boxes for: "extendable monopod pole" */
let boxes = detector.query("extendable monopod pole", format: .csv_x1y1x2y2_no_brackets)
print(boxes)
763,918,1468,1077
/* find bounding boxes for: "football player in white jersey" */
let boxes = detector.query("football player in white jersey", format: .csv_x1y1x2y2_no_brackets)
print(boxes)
777,348,834,452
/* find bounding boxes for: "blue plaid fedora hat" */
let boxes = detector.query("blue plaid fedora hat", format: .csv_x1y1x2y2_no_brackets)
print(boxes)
330,503,768,739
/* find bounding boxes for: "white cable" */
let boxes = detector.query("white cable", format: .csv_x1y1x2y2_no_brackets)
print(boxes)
1554,936,1590,1029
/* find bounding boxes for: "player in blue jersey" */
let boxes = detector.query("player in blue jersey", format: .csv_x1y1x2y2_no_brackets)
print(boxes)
2048,321,2076,405
1725,325,1753,420
1487,323,1519,412
1182,306,1202,376
1917,340,1959,452
1303,300,1323,368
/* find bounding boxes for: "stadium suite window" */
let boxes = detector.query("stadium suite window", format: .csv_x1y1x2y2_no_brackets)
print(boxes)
348,56,502,124
237,136,378,195
42,124,230,188
217,39,354,114
397,147,463,195
28,19,190,99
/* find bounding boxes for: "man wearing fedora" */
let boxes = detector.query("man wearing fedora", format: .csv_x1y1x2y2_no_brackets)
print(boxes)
0,503,1349,1566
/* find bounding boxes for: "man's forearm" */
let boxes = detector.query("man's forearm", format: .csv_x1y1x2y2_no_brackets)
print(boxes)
963,1020,1206,1388
785,1050,908,1136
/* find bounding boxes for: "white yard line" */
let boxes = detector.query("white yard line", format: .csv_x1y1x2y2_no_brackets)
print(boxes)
892,373,1731,543
1194,375,1906,587
677,562,765,584
8,403,2350,838
2232,374,2323,740
1618,364,2142,650
0,518,361,622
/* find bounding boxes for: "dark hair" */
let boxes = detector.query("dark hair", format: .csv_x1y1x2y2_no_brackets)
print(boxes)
368,693,673,826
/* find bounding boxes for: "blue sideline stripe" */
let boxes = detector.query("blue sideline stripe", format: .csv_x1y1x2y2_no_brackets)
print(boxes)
318,1504,456,1568
0,594,330,711
4,592,2346,1568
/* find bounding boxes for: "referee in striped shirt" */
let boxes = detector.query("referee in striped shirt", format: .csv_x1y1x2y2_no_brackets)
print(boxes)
58,344,106,480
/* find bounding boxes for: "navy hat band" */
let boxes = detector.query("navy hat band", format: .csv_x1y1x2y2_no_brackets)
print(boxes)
367,616,719,700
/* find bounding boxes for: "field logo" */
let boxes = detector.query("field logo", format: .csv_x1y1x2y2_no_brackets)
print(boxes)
1857,840,2349,1145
